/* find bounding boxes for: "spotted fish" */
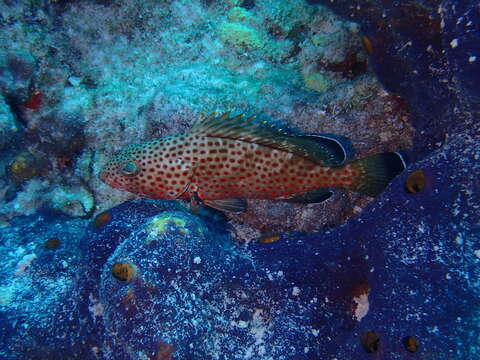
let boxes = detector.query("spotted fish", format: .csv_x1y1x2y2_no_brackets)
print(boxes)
100,112,407,213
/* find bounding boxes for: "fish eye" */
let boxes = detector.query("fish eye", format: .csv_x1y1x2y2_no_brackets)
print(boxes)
120,162,140,176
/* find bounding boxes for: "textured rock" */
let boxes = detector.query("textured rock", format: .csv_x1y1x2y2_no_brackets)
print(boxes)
308,0,479,159
0,50,36,101
0,211,88,360
0,94,19,150
99,209,329,359
0,0,478,359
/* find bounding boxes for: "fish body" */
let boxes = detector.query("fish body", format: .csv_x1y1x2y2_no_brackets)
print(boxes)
101,113,407,212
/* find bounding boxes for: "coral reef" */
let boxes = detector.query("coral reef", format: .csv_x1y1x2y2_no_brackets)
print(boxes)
1,120,478,358
0,0,414,237
0,0,478,359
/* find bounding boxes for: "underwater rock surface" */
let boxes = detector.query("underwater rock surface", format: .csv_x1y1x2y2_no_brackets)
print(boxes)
0,0,479,359
0,123,478,359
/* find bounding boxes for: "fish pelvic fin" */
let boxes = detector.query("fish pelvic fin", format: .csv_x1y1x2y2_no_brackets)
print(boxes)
347,152,408,197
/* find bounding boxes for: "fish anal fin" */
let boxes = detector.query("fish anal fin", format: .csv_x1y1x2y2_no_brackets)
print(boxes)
203,198,247,214
283,189,334,204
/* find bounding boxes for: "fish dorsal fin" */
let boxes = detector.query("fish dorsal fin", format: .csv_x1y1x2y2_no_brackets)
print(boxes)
288,134,355,166
192,112,352,166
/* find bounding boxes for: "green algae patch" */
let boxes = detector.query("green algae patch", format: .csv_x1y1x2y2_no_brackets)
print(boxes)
218,22,265,50
312,33,327,47
302,72,332,93
227,7,250,22
146,214,190,243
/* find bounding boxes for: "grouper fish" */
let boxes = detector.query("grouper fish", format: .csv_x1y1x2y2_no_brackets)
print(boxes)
100,112,407,213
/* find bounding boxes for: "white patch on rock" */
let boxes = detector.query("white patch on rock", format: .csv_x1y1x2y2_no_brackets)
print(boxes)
14,253,37,275
237,320,248,328
450,39,459,48
353,293,370,321
88,293,104,321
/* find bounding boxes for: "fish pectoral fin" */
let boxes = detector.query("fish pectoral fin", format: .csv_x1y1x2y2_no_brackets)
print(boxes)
203,199,247,214
283,189,334,204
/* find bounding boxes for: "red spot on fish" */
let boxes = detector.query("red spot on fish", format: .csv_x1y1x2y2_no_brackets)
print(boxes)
24,91,43,110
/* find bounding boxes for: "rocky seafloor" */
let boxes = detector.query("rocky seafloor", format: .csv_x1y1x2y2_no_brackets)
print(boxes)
0,0,479,359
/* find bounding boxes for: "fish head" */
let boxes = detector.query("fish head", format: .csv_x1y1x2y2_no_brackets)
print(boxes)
100,139,192,199
100,143,147,193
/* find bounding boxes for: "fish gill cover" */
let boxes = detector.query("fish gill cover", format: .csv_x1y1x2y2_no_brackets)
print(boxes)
0,0,479,360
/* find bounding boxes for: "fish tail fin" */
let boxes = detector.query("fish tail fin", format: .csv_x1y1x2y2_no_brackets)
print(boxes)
348,152,408,197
